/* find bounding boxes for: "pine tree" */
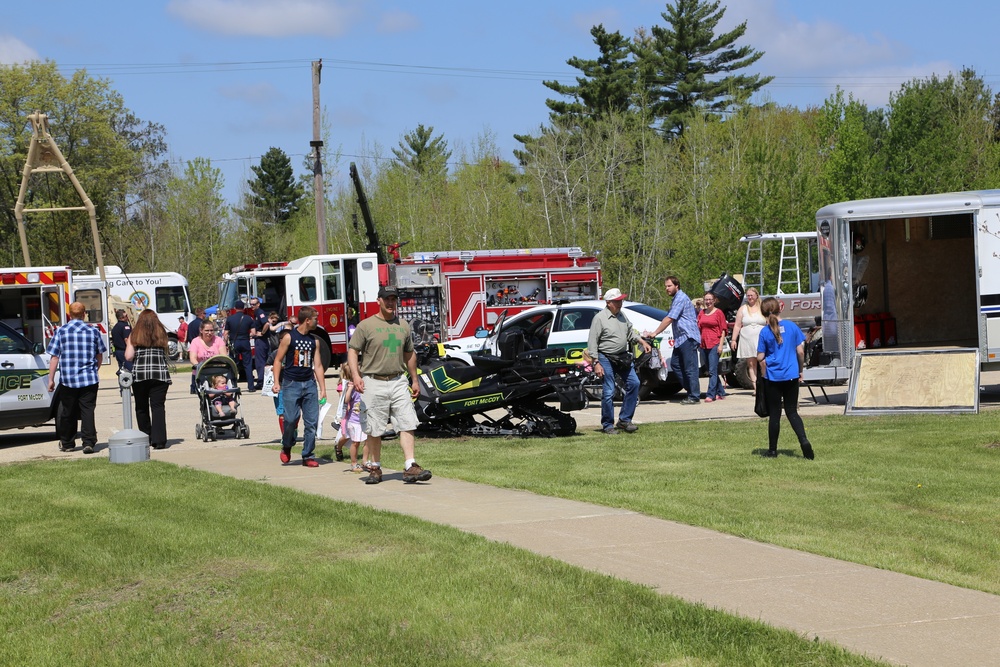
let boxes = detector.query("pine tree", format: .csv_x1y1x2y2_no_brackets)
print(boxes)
392,124,451,178
245,147,304,225
635,0,773,136
543,25,637,125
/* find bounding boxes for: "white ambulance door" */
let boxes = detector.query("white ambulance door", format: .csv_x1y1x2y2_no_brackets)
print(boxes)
39,284,66,347
72,283,111,364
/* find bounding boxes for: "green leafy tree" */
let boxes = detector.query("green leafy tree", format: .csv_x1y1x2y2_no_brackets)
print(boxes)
392,124,451,179
881,69,999,196
245,147,303,225
0,61,166,267
163,158,234,306
634,0,773,136
817,90,885,203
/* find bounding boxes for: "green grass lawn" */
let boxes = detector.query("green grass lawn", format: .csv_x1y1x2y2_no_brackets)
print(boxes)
0,460,884,666
323,410,1000,596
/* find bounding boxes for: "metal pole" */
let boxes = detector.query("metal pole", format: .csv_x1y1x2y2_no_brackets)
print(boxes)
312,60,327,254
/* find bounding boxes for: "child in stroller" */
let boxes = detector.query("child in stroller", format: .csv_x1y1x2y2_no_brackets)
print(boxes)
194,355,250,441
210,375,238,417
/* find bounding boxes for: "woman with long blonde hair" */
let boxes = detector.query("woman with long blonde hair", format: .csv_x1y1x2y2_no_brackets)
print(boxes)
731,287,765,391
125,309,172,449
756,297,814,460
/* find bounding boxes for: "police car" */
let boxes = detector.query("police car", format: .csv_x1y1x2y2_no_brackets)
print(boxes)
0,321,55,431
448,300,681,398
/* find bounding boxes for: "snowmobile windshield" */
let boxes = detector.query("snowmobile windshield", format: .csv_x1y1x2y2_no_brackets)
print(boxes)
624,303,668,321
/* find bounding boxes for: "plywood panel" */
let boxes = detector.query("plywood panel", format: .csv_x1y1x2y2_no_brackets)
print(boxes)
878,219,977,346
848,349,979,413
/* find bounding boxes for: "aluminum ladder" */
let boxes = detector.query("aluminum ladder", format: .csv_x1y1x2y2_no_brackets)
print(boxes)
777,236,802,295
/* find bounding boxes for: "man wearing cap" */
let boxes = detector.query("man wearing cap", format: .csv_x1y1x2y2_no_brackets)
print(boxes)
347,285,431,485
585,288,651,434
176,316,188,356
645,276,702,404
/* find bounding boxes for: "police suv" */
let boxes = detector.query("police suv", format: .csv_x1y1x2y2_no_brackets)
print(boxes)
0,321,55,431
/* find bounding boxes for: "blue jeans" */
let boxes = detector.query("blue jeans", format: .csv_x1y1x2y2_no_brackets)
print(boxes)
705,347,727,399
672,338,701,400
598,353,639,429
281,378,318,459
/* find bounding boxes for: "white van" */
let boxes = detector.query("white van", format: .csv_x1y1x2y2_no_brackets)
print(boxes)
75,266,194,360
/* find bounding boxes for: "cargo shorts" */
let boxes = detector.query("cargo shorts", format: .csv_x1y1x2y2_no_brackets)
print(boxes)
359,374,418,435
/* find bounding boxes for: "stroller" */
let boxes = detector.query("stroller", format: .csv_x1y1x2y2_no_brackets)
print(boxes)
194,355,250,441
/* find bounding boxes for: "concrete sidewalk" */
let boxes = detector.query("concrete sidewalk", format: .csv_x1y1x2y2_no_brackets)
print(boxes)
159,445,1000,667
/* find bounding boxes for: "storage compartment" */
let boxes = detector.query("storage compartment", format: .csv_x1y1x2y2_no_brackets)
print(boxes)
851,215,976,348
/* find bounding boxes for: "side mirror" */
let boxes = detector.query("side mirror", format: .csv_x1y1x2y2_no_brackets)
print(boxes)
474,328,489,339
33,342,45,355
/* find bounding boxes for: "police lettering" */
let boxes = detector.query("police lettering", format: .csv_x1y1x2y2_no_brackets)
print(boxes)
1,375,32,391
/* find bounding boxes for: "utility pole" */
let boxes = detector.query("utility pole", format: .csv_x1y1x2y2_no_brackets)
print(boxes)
311,59,327,254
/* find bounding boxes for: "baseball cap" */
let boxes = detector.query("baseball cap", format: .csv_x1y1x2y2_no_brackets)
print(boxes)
234,300,245,309
378,286,399,299
603,288,627,301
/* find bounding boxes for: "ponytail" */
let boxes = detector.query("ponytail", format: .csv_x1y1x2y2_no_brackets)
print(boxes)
760,297,782,345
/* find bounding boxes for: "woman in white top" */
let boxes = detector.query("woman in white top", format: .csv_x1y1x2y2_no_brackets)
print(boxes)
730,287,766,392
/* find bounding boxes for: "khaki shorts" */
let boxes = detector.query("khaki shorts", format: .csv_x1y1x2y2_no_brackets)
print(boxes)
359,375,418,435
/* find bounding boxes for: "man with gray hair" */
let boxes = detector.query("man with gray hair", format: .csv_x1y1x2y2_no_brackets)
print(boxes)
585,288,651,435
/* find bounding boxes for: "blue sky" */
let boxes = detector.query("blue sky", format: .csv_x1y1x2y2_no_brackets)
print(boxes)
3,0,998,204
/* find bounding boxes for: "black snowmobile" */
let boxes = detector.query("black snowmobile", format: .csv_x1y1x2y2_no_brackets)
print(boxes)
413,313,590,437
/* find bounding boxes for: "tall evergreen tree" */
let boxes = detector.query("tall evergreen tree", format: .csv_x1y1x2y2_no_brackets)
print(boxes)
392,124,451,178
634,0,773,136
245,147,303,225
543,25,638,125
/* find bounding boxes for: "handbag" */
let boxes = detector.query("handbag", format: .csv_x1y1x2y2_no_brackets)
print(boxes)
754,377,769,418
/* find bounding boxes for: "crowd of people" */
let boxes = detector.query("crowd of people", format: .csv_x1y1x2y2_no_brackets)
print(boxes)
44,278,814,468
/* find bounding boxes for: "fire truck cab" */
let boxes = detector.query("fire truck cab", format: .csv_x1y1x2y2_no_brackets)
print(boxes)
218,254,382,365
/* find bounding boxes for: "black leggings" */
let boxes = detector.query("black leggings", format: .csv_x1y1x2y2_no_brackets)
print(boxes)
763,379,809,450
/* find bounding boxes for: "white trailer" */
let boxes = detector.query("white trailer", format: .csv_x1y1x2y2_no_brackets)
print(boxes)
813,190,1000,413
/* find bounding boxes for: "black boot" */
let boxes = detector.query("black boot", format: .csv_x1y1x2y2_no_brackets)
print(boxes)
801,443,815,460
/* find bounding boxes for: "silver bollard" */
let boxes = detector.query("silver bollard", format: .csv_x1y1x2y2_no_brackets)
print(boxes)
108,369,150,463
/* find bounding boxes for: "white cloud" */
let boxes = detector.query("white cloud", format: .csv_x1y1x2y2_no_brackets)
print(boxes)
0,35,39,63
167,0,362,37
718,0,964,107
376,10,419,34
218,81,283,104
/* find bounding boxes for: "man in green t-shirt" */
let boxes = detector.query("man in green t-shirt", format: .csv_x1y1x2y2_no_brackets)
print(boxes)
347,286,431,485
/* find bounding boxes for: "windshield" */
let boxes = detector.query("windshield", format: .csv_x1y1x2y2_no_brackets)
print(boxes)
624,303,668,321
0,321,32,353
217,280,239,309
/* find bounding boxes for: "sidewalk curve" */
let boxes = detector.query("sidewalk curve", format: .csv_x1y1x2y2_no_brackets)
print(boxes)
159,445,1000,667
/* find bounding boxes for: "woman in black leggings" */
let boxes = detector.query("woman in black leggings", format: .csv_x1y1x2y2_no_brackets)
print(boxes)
755,297,814,460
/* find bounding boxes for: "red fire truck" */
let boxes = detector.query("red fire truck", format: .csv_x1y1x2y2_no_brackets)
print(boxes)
396,247,601,341
216,247,602,367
